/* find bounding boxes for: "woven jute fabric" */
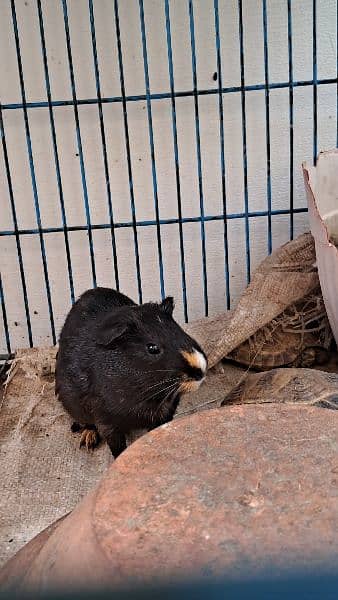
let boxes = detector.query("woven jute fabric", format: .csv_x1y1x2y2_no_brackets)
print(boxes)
186,232,318,368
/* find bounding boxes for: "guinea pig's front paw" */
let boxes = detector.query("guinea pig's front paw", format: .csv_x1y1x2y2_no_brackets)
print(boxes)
79,425,101,451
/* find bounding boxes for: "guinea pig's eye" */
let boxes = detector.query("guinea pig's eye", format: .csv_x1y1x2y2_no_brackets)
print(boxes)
147,343,161,355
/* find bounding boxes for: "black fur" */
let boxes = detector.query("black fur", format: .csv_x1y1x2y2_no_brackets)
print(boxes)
55,287,207,457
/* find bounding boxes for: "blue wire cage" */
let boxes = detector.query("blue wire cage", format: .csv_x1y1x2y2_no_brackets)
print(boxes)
1,0,337,355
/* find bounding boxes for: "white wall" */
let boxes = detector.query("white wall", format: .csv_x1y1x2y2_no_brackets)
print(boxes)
1,0,337,352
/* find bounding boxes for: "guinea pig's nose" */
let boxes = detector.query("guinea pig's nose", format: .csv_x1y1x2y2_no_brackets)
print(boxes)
181,348,207,380
192,368,205,381
191,349,207,375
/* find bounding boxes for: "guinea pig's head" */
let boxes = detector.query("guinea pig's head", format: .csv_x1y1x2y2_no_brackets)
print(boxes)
95,296,207,399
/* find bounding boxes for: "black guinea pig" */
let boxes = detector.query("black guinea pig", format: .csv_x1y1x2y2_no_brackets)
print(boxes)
55,287,207,458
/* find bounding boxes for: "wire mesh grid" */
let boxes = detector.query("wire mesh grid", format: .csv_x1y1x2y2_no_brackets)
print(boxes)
1,0,337,354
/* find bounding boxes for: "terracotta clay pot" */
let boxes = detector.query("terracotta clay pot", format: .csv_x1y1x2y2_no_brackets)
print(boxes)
1,405,337,592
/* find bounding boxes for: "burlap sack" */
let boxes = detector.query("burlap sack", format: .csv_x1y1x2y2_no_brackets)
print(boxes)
187,232,319,367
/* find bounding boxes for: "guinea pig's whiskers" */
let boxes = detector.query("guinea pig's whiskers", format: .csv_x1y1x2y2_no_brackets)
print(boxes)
140,376,180,396
117,380,177,427
143,382,179,403
139,378,176,395
141,379,180,405
161,383,179,405
156,382,180,421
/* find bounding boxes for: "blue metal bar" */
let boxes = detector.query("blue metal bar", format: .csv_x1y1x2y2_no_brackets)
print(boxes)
262,0,272,254
10,0,56,344
287,0,294,240
213,0,231,310
0,274,11,354
0,105,33,347
188,0,208,317
88,0,120,291
138,0,165,300
0,209,308,238
313,0,318,164
238,0,251,283
36,0,75,305
113,0,143,303
61,0,97,288
164,0,188,322
2,77,337,112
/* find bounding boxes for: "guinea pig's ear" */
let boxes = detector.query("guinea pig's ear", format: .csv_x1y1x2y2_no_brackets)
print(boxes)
160,296,175,316
95,313,132,347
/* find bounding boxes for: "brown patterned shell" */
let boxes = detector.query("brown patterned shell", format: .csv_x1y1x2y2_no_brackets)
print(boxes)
227,332,328,370
221,368,338,410
227,293,332,370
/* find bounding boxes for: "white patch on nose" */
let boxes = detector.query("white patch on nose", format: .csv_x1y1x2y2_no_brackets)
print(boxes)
193,349,207,374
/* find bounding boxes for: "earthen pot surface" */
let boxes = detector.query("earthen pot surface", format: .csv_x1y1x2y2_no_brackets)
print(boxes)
1,405,337,592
